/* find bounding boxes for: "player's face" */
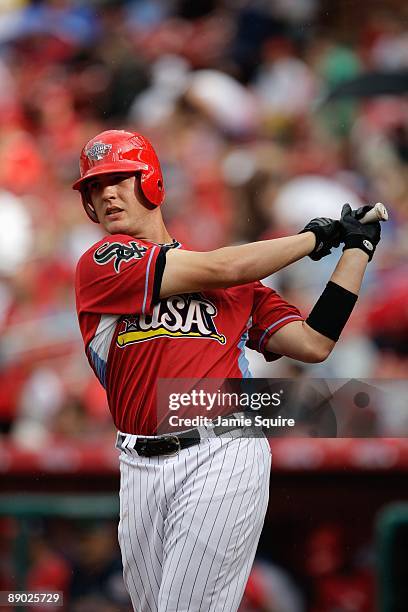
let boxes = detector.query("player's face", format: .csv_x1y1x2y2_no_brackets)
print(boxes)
86,173,147,235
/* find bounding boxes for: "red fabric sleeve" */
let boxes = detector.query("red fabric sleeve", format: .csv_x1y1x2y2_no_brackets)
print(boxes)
75,234,164,317
247,281,304,362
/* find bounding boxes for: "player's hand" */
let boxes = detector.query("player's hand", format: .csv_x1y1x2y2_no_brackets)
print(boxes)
299,217,342,261
339,203,381,261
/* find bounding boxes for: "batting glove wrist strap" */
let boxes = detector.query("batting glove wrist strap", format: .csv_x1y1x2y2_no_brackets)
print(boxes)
306,281,358,341
342,236,375,260
340,204,381,262
299,218,341,261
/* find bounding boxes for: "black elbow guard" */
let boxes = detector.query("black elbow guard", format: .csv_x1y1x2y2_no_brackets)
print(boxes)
306,281,358,341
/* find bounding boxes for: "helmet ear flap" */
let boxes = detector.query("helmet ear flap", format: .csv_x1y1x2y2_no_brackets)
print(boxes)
133,171,155,210
139,165,165,207
81,190,99,223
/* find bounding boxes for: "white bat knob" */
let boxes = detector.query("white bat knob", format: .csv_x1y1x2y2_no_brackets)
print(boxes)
360,202,388,224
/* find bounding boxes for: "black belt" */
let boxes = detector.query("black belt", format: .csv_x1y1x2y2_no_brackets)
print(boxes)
118,423,243,457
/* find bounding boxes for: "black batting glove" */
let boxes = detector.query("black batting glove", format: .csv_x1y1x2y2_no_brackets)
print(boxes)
299,217,342,261
339,204,381,261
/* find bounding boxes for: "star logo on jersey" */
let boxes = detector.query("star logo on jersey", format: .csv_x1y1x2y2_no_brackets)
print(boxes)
94,241,148,273
116,294,226,346
86,142,112,161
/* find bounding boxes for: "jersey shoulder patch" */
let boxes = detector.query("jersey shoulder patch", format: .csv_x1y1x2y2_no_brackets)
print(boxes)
78,234,152,274
93,239,148,273
76,234,163,319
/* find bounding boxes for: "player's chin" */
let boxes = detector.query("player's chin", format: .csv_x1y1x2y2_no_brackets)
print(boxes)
103,219,129,235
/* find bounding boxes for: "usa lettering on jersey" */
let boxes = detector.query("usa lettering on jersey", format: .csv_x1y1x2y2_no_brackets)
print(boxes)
116,293,227,346
94,240,148,273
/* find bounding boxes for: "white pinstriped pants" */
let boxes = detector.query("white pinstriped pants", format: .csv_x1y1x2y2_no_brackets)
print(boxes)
116,432,271,612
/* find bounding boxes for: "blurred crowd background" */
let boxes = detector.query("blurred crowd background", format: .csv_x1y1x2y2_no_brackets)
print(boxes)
0,0,407,610
0,0,408,443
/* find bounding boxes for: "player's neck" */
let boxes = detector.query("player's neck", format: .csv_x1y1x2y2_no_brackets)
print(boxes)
131,211,172,245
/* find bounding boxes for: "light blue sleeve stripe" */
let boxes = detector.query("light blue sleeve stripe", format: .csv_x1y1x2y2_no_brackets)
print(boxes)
237,330,252,379
258,315,303,351
237,318,252,379
89,347,107,389
142,246,158,315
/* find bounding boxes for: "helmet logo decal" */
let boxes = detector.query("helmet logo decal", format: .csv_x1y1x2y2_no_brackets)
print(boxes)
86,142,112,161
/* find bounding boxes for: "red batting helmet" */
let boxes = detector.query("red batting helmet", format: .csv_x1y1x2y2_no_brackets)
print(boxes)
72,130,165,222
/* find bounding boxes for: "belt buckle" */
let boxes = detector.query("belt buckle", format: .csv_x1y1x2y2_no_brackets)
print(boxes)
137,435,181,457
161,435,181,456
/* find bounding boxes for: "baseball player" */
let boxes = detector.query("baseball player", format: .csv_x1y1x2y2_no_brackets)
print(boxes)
73,130,381,612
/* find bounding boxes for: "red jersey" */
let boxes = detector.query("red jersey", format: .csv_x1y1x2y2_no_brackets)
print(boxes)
75,234,303,434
